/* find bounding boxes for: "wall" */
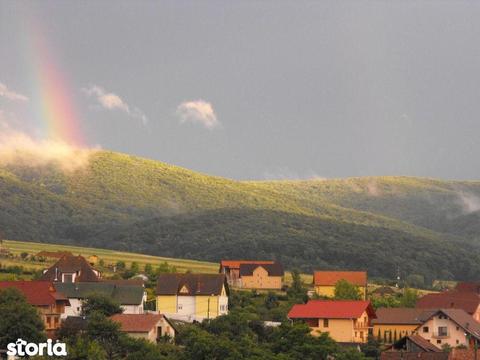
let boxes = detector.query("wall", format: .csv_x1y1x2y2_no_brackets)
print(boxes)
418,314,468,348
241,267,282,289
373,324,419,343
156,295,177,315
122,304,143,314
310,318,355,342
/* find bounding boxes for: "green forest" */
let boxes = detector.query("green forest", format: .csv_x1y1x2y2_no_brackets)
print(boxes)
1,150,480,280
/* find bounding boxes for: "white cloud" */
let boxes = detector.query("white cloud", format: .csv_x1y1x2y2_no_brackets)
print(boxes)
82,85,147,125
176,100,219,129
0,82,28,102
0,129,98,172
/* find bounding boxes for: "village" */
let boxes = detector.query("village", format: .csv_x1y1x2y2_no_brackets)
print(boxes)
2,244,480,359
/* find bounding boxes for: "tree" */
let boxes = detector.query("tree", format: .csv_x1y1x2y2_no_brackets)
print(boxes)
87,312,123,360
287,269,307,301
82,293,123,317
144,263,153,275
0,288,45,349
130,262,139,273
400,288,419,308
116,261,126,271
334,279,361,300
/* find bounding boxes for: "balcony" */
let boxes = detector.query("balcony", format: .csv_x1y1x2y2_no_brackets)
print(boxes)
432,331,450,339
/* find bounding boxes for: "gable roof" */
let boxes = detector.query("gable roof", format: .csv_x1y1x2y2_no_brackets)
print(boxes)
111,313,164,333
456,282,480,294
239,263,284,277
288,300,376,319
416,291,480,315
420,309,480,341
155,273,227,296
54,282,144,305
220,260,274,270
372,308,432,325
40,255,100,282
313,271,367,286
408,335,443,352
0,281,69,306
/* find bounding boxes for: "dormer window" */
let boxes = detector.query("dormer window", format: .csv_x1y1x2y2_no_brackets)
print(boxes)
179,285,189,294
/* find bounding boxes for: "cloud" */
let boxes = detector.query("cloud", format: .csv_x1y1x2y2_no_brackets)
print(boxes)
176,100,219,129
0,130,97,172
82,85,147,125
0,82,28,102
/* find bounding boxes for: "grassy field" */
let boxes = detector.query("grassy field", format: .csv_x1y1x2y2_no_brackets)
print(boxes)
2,239,218,274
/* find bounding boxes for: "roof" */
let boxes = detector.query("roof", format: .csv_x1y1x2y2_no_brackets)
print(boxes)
313,271,367,286
0,281,69,306
420,309,480,340
456,282,480,294
111,313,164,333
220,260,274,270
156,273,227,296
408,335,443,352
40,255,100,282
372,308,431,325
54,282,144,305
239,263,284,277
381,353,448,360
288,300,376,319
36,251,73,259
416,290,480,315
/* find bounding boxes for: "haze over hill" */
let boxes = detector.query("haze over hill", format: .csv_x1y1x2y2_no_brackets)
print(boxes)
0,149,479,281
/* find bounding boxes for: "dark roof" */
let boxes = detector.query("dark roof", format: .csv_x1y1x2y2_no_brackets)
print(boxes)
62,316,88,331
220,260,274,270
0,281,69,306
416,290,480,315
372,308,433,325
421,309,480,341
40,255,100,282
239,263,284,277
54,282,144,305
389,335,442,352
288,300,376,319
314,271,367,286
155,273,227,296
381,353,448,360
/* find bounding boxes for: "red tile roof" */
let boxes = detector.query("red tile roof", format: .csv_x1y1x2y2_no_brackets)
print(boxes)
0,281,69,306
111,313,164,333
288,300,376,319
416,291,480,315
220,260,274,270
314,271,367,286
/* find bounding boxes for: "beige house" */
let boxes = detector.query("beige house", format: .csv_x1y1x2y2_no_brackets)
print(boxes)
220,260,275,287
239,263,284,290
416,309,480,349
313,271,367,299
288,300,376,343
111,313,176,342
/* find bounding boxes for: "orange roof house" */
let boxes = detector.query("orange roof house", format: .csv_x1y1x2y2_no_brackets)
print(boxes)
0,281,70,337
313,271,367,299
288,300,376,343
40,255,101,283
111,313,176,343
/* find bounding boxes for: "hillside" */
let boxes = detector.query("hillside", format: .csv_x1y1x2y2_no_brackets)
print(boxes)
0,150,480,280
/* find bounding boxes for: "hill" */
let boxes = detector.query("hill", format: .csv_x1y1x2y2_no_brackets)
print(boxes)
0,150,480,280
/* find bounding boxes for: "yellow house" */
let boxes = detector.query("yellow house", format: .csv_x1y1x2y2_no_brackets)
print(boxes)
288,300,376,343
372,308,427,343
156,273,229,321
239,263,284,290
313,271,367,299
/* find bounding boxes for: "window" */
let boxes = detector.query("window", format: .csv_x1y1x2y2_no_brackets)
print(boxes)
63,274,73,283
178,304,183,310
323,319,329,328
438,326,448,337
423,326,429,333
456,340,460,345
437,340,442,344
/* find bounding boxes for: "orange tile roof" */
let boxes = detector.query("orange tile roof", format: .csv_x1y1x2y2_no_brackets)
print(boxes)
111,313,163,333
314,271,367,286
0,281,69,306
220,260,274,270
288,300,376,319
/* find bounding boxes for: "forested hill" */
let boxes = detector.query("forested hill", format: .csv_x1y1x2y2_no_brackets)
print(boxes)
0,150,479,281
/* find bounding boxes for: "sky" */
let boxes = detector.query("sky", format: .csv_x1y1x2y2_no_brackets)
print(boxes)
1,0,480,180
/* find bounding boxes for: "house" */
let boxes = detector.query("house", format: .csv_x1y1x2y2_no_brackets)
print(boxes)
219,260,277,287
54,282,146,318
372,308,432,343
287,300,376,343
313,271,367,299
110,313,176,343
416,291,480,321
156,273,228,321
36,251,73,261
0,281,70,337
238,263,284,290
40,254,101,283
381,335,448,359
456,282,480,294
416,309,480,349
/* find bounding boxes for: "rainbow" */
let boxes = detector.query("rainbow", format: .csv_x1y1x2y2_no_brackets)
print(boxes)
20,8,85,147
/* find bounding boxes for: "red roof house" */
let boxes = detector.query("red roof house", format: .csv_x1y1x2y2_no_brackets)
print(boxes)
288,300,376,343
111,313,176,342
416,291,480,322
